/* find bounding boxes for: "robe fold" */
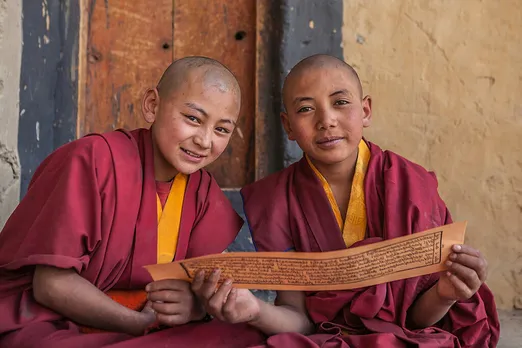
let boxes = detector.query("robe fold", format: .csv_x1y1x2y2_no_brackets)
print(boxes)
241,140,499,348
0,128,265,347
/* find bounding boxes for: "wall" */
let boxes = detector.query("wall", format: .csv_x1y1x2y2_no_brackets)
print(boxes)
342,0,521,310
0,0,22,229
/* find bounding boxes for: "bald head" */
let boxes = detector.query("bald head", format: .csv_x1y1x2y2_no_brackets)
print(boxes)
156,56,240,100
282,54,363,109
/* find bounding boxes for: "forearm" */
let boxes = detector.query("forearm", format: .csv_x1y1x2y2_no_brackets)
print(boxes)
248,299,314,336
408,283,455,329
33,266,152,335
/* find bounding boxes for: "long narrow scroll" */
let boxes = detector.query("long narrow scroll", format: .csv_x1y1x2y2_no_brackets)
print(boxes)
145,222,466,291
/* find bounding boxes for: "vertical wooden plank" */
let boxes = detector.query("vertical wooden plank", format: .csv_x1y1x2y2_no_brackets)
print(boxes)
80,0,173,136
173,0,256,188
18,0,80,196
255,0,284,180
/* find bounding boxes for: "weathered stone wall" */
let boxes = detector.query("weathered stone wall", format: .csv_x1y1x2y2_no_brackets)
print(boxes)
342,0,521,309
0,0,21,229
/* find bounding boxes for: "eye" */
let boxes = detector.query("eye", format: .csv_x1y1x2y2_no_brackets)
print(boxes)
216,127,231,134
334,100,349,106
297,106,313,113
184,114,201,124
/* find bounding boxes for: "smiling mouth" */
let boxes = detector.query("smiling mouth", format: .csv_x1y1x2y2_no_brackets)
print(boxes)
316,136,344,144
181,148,206,158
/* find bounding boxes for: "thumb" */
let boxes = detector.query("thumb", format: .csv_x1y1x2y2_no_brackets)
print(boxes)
142,300,155,315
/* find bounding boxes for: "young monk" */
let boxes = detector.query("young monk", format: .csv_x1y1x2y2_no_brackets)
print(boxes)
0,57,264,347
191,54,500,347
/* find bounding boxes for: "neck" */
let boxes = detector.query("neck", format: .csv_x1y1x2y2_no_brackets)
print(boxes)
309,149,359,187
151,138,178,182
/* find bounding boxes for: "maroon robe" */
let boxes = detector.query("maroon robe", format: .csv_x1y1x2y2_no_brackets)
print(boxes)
241,140,499,348
0,128,265,347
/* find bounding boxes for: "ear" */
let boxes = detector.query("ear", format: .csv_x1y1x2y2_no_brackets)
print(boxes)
361,95,372,128
142,88,160,124
280,111,296,141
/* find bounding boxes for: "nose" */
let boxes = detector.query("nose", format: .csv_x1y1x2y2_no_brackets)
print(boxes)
193,127,212,149
316,107,338,130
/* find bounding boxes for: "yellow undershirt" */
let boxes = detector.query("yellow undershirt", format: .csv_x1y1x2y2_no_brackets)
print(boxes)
306,140,371,247
156,173,188,264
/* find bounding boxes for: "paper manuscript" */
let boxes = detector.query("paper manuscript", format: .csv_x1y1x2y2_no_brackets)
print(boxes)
145,221,466,291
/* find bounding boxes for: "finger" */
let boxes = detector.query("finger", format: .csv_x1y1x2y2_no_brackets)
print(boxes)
451,244,481,257
142,301,155,315
446,261,481,290
191,270,205,293
208,279,233,320
211,279,233,305
148,290,183,303
448,253,488,281
156,313,188,327
151,301,184,315
198,269,222,301
446,271,474,299
222,287,238,322
146,279,190,292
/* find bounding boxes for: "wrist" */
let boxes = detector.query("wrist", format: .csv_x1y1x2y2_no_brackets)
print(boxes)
246,298,264,327
190,301,207,322
434,283,458,306
127,311,156,336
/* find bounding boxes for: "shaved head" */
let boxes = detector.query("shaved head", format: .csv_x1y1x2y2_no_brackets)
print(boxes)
156,56,240,101
282,54,363,109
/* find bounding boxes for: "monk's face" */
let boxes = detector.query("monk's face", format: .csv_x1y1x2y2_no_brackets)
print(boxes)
281,66,371,166
144,71,240,178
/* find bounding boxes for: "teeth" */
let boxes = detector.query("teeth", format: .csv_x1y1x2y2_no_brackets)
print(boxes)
183,148,201,158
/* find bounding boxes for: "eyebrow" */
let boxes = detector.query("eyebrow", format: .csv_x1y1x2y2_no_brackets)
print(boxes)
185,102,208,117
184,102,236,126
292,96,314,105
329,89,351,97
292,89,353,105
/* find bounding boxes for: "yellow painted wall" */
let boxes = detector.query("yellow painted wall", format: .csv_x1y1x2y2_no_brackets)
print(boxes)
342,0,522,310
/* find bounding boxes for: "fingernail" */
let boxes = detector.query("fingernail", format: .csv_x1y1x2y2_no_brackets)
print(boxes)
224,279,232,285
145,284,151,292
446,271,452,277
195,270,204,279
446,261,453,267
212,269,221,276
450,253,457,260
453,245,462,251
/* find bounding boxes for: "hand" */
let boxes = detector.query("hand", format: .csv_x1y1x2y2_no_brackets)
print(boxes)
436,244,488,302
191,269,261,324
141,300,156,317
118,301,156,336
145,279,205,326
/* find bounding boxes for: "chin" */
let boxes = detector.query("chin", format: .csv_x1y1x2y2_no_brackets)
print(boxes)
169,160,204,176
176,165,202,175
318,157,347,165
312,150,352,165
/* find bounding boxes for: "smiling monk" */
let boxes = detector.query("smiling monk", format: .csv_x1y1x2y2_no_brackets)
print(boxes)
0,57,264,347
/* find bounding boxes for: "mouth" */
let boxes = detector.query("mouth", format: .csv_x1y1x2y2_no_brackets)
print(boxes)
181,147,207,159
316,136,345,145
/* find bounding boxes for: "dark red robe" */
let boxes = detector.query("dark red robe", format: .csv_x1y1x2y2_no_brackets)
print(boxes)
0,128,264,347
241,140,499,348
